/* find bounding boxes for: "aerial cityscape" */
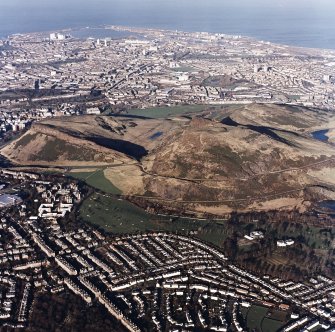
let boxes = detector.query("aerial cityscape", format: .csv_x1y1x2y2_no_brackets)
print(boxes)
0,0,334,331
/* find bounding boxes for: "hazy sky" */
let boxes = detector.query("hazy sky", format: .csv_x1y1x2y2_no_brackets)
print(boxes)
1,0,334,19
1,0,334,49
2,0,335,7
1,0,335,15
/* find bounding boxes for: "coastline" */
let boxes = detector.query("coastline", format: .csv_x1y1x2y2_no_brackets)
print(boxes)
1,24,335,52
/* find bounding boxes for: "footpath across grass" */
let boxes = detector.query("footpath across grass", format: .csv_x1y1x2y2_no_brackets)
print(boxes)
246,305,269,331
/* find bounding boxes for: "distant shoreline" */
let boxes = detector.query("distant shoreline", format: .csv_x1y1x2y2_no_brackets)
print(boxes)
2,24,335,53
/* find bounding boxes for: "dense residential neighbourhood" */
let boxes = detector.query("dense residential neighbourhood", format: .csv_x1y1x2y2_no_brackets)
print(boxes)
0,26,334,136
0,169,333,331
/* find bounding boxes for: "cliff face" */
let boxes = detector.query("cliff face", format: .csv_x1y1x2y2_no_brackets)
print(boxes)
1,121,132,166
31,123,114,153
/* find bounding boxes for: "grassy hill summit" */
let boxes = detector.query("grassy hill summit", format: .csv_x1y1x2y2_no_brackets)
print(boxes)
2,104,335,215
